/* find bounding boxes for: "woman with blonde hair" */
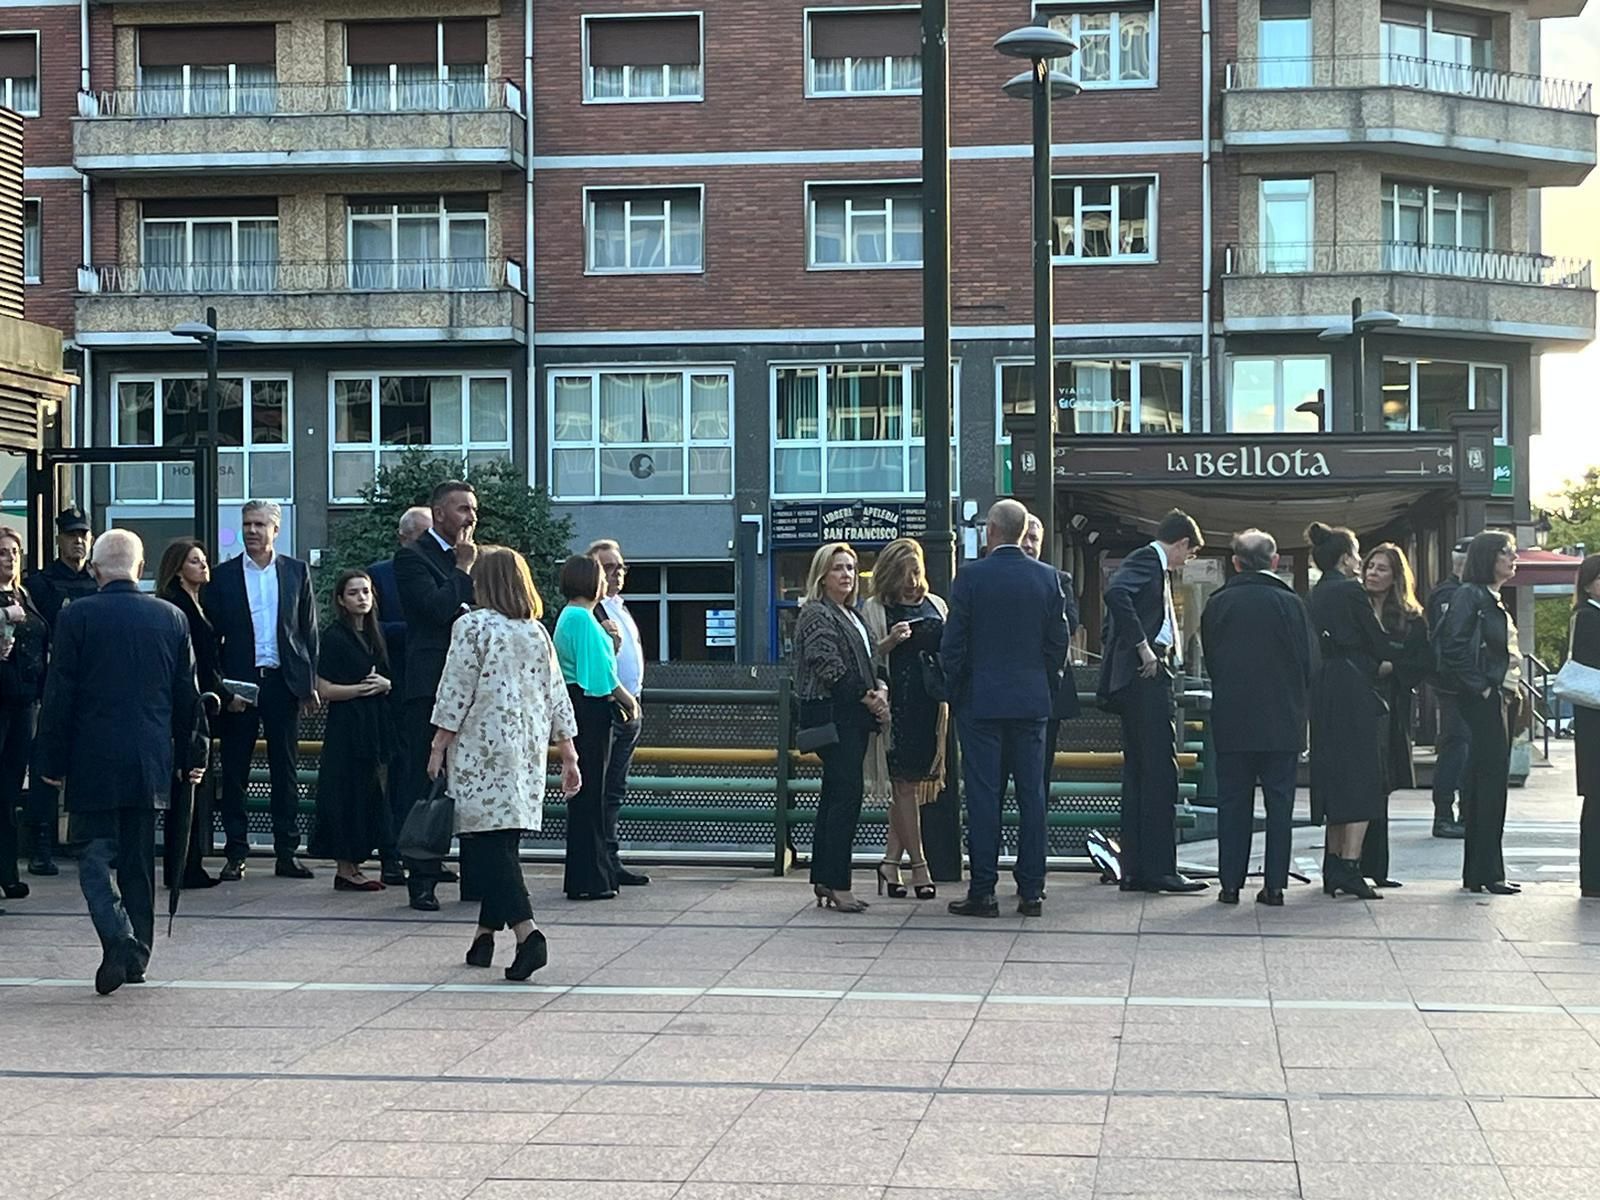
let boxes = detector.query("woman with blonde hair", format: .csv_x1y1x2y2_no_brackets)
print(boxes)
794,542,888,912
861,537,946,899
428,546,581,979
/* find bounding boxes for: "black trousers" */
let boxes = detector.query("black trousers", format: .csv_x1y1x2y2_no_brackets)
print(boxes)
218,670,301,861
460,829,533,931
811,713,871,892
0,701,34,888
564,689,616,898
1116,673,1180,887
1360,816,1392,884
401,696,442,883
1460,691,1511,888
1432,690,1471,822
602,712,642,871
1583,795,1600,894
1215,750,1298,892
72,807,156,960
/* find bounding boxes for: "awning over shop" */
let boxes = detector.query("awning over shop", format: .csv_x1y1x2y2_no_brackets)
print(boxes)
1512,548,1586,587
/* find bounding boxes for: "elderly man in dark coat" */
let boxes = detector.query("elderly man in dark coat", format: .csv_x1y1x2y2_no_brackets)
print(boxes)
36,529,204,995
1200,529,1317,906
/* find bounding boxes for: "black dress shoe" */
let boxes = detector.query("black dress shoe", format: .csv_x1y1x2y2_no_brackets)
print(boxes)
1118,879,1143,893
275,858,314,880
27,854,58,877
616,869,651,887
407,879,440,911
1468,882,1521,895
1217,888,1240,905
1256,887,1285,907
126,942,150,984
95,937,137,996
219,858,246,882
1149,874,1209,894
566,891,617,901
379,861,407,887
1375,878,1403,889
1017,897,1042,917
1,881,29,900
947,893,999,918
506,929,549,981
1433,819,1466,839
181,869,221,890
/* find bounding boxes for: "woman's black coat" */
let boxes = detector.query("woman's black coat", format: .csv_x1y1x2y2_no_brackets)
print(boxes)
1572,600,1600,799
1307,572,1391,825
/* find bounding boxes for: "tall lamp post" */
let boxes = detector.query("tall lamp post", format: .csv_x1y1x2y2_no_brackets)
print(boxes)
1318,298,1400,432
996,28,1078,560
172,306,222,560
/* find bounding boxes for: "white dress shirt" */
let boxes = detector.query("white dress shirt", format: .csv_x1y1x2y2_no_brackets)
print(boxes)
601,594,645,696
1149,541,1181,668
243,550,281,669
428,528,455,556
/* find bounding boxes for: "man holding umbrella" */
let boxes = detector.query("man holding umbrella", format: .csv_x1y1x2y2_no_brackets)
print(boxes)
35,530,205,995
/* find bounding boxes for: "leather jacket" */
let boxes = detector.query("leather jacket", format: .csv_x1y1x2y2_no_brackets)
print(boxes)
1434,581,1510,698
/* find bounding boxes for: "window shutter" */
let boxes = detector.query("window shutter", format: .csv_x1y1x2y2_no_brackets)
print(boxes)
138,26,277,67
142,197,279,218
809,10,922,59
442,19,487,65
346,21,436,66
0,34,37,77
587,16,701,67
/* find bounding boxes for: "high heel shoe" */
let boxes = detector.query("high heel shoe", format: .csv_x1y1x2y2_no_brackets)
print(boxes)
505,929,548,980
1469,882,1520,895
908,861,936,901
816,887,868,913
876,862,907,899
465,933,494,968
1327,856,1381,900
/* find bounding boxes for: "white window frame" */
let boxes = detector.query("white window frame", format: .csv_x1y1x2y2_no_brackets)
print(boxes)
1259,177,1315,273
993,356,1192,443
135,62,279,116
583,185,705,275
1225,355,1331,433
139,213,279,292
109,372,294,504
1051,175,1158,264
328,371,514,504
1381,180,1494,250
22,197,39,284
547,365,735,502
1036,2,1159,90
769,359,960,500
806,180,923,270
344,22,489,113
804,5,924,98
1381,356,1509,441
0,31,39,117
345,197,490,290
581,12,705,104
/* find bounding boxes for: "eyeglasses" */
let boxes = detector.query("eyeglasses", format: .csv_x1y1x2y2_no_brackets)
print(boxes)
603,563,627,575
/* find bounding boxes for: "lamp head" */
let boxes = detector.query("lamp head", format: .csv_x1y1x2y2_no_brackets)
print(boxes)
1353,308,1402,333
994,25,1077,62
171,320,217,342
1316,325,1349,342
1001,69,1081,100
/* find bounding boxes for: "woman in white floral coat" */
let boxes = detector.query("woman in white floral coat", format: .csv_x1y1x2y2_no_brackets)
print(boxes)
428,546,580,981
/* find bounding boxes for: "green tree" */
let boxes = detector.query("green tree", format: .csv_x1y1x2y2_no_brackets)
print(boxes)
1547,466,1600,559
320,450,574,617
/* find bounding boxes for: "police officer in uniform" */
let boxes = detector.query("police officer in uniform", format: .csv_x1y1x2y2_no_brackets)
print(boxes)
22,505,96,875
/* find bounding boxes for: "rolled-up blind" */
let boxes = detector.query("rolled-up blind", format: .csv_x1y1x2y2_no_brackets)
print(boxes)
0,34,37,77
587,16,700,67
138,26,277,67
442,19,487,64
809,10,922,59
346,21,435,65
142,197,278,218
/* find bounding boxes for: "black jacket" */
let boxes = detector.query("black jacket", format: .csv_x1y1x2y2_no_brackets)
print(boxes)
1051,568,1082,721
367,556,407,699
23,558,97,629
394,535,473,703
1200,570,1317,754
1426,573,1462,634
1436,582,1511,698
1572,601,1600,798
1098,544,1172,702
205,552,319,701
942,545,1069,721
0,584,48,705
35,580,202,812
162,583,228,702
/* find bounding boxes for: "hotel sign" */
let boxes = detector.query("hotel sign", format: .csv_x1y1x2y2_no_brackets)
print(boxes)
1015,436,1458,488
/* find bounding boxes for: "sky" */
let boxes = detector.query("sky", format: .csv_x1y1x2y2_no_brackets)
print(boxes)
1533,6,1600,504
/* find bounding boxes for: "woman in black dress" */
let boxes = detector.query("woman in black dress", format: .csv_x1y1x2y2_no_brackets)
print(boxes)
1306,522,1392,900
1358,543,1431,890
157,538,228,889
308,569,396,892
1570,555,1600,897
0,526,46,911
863,537,946,900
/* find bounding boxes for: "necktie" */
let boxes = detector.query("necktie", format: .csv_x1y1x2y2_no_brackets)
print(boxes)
1164,574,1183,670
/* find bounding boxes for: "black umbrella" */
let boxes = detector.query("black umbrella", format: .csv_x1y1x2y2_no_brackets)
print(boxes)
168,691,221,937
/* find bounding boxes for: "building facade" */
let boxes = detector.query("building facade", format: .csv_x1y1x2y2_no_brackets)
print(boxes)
9,0,1595,659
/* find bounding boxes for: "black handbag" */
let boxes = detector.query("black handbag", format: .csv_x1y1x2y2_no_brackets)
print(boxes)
918,649,947,703
795,696,839,752
397,774,455,860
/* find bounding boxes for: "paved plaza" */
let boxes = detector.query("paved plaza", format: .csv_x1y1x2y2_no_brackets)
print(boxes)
3,747,1600,1200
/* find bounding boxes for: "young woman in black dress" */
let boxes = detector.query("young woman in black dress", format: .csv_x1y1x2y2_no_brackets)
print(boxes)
0,526,46,910
309,569,396,891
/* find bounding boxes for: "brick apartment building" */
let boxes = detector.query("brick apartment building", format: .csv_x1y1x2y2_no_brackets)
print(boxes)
6,0,1595,661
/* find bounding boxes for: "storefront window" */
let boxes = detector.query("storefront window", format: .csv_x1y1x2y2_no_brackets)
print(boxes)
1227,356,1327,432
614,561,736,661
997,358,1187,435
112,373,291,503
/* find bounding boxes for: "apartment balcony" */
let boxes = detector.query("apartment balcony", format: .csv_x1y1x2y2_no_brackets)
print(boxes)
73,258,527,347
1223,56,1596,187
72,81,526,177
1528,0,1587,17
1221,242,1594,345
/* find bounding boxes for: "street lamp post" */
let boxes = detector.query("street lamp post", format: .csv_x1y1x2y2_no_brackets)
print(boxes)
1318,298,1400,432
996,27,1078,561
172,306,222,558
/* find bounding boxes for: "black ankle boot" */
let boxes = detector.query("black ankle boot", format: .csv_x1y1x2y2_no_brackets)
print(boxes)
1328,856,1381,900
506,930,548,981
407,879,439,912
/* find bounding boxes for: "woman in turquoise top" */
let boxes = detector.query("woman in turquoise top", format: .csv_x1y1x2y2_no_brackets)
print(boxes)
553,555,640,899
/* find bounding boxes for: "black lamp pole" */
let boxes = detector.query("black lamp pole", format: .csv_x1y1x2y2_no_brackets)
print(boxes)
1029,62,1056,559
920,0,954,597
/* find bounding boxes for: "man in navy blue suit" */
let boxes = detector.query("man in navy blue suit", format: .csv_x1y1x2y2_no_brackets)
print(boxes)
941,499,1070,917
1098,509,1206,894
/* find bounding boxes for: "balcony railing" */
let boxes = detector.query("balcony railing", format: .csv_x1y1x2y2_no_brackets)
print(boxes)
1226,55,1593,114
79,78,524,118
1224,241,1593,288
80,258,519,295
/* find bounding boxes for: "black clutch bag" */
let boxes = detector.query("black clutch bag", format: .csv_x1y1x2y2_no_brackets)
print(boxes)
795,696,840,752
397,774,455,860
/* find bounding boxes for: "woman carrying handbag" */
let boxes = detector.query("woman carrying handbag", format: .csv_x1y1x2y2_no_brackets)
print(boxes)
1566,555,1600,897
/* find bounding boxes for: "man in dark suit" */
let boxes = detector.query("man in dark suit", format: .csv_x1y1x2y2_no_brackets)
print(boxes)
942,499,1070,918
394,480,477,911
369,505,432,885
23,505,98,877
1098,508,1206,894
205,500,319,882
1200,530,1316,906
35,530,204,995
1021,510,1082,748
1425,539,1472,839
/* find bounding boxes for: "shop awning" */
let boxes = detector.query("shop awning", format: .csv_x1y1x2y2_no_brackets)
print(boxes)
1512,548,1586,588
